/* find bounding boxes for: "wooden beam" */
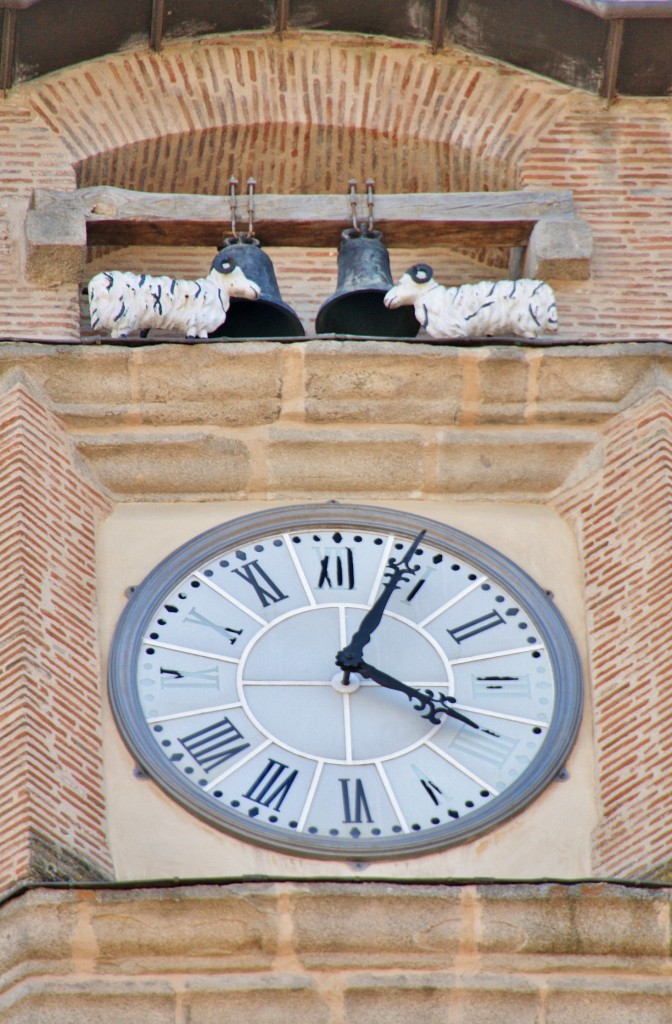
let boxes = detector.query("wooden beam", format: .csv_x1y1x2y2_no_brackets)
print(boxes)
32,186,576,249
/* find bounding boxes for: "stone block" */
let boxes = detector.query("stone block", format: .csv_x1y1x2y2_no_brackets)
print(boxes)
24,210,86,286
534,346,666,422
545,976,672,1024
290,882,464,969
83,885,280,973
77,432,251,497
268,427,425,495
127,343,284,427
436,428,596,496
0,979,176,1024
468,349,536,424
344,973,539,1024
183,974,329,1024
523,217,592,280
303,341,464,424
477,883,671,958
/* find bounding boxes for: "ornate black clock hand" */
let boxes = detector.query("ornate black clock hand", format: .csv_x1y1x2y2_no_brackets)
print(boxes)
357,660,485,730
336,529,426,670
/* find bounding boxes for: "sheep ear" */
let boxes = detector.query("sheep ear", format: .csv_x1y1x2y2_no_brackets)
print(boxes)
217,257,235,273
409,263,433,284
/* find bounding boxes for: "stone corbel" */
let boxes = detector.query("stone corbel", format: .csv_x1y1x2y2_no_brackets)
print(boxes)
523,216,592,280
24,206,86,286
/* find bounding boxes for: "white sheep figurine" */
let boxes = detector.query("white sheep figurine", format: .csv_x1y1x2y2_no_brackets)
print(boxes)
88,250,260,339
384,264,558,340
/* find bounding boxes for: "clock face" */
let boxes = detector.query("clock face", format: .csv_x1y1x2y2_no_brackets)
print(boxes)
108,504,583,860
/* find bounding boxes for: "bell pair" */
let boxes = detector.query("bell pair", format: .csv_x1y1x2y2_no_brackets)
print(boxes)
209,230,419,340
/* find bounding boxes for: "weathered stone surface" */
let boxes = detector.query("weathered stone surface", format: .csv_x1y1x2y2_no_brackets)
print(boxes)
24,209,86,286
304,341,464,424
476,883,670,958
290,883,464,968
1,883,672,1023
545,977,672,1024
344,973,540,1024
183,974,330,1024
436,428,597,495
268,427,425,495
77,432,251,497
524,217,592,280
0,343,284,427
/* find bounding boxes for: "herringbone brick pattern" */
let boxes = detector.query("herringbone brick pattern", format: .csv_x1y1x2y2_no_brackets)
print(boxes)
0,381,112,888
556,390,672,877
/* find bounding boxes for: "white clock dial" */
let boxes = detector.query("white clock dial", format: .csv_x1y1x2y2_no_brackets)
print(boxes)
109,504,582,859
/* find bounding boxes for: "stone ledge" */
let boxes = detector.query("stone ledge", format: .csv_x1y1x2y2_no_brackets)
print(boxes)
1,882,671,1023
0,342,669,500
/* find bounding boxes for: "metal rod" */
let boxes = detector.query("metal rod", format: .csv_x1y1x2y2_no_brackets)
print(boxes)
229,176,239,240
247,177,256,236
366,178,375,232
0,7,16,94
431,0,448,52
149,0,165,52
276,0,289,34
349,179,358,231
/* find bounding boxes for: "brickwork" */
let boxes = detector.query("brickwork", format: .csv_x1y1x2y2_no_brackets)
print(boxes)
0,881,671,1023
0,378,113,890
555,390,672,878
521,97,672,340
0,34,669,339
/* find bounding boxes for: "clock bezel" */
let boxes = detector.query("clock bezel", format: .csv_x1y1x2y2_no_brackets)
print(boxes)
108,502,584,860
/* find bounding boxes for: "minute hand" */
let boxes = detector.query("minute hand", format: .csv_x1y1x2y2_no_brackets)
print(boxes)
336,529,425,670
357,661,481,730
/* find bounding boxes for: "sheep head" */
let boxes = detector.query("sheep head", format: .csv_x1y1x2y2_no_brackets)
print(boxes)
384,263,436,309
209,252,261,300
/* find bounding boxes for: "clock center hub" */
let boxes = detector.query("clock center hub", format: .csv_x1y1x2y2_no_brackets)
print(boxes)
330,670,364,693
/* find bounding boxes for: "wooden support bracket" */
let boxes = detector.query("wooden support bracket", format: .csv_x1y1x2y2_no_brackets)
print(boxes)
26,186,591,282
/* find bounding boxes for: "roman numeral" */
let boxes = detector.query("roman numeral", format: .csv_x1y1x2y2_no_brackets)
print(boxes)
160,666,220,689
178,718,250,771
403,564,439,602
447,609,505,644
244,758,298,810
231,560,289,608
451,729,517,767
420,778,443,806
472,674,531,698
316,546,356,590
340,778,374,823
184,607,244,643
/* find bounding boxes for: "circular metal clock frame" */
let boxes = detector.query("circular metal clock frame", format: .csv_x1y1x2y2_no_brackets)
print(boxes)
108,502,583,861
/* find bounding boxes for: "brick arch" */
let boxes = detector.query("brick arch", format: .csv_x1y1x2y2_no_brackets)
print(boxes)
23,34,571,196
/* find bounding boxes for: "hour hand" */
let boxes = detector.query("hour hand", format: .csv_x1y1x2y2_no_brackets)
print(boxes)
357,661,482,730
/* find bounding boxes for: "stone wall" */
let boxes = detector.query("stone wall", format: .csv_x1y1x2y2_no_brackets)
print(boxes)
0,881,670,1023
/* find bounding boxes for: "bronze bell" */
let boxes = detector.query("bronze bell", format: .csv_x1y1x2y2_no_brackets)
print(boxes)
316,228,420,338
209,234,305,339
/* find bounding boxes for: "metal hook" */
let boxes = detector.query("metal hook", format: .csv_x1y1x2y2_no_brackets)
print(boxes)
366,178,375,232
247,177,256,237
229,176,239,240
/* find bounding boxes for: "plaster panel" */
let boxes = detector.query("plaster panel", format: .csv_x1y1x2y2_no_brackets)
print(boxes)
97,498,595,882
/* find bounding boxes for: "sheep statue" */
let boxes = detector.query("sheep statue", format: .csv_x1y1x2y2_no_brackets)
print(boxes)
384,264,558,340
88,250,260,339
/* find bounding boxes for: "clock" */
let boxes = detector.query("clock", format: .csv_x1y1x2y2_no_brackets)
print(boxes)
108,503,583,860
